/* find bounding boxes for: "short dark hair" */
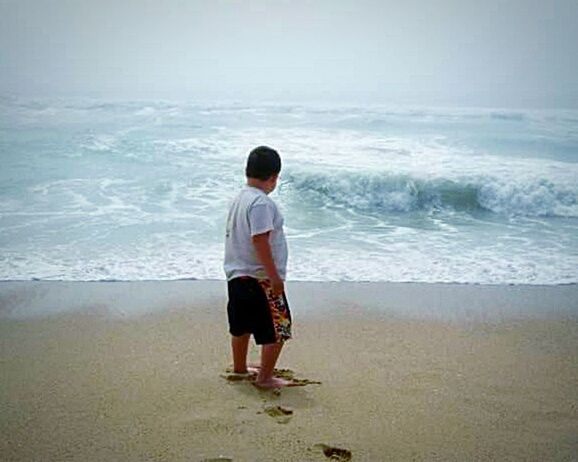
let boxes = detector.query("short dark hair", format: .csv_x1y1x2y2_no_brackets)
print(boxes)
245,146,281,180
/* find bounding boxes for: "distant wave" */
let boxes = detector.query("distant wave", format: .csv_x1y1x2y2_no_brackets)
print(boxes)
488,111,526,121
284,169,578,218
4,95,578,123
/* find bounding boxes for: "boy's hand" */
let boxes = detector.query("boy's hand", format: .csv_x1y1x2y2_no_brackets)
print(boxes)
252,232,284,296
270,275,285,297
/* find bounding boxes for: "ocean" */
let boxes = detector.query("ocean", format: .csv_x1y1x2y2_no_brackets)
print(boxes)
1,96,577,285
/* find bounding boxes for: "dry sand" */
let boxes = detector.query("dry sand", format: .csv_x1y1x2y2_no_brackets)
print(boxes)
1,281,577,461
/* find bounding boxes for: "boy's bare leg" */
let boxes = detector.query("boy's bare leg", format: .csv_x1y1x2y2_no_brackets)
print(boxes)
231,334,251,373
255,342,293,387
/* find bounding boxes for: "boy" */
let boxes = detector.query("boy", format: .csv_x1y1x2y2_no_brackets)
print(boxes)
224,146,293,388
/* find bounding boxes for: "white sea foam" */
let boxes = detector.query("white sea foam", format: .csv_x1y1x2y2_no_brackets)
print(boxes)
81,134,119,153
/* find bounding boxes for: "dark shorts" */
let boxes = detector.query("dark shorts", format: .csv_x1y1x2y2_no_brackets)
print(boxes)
227,277,292,345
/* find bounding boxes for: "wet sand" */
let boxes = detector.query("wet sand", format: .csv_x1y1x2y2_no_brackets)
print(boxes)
1,281,577,461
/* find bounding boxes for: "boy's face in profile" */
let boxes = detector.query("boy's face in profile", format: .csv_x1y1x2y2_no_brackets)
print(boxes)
263,174,279,194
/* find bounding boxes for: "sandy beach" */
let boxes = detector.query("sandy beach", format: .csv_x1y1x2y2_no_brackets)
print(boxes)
1,281,577,461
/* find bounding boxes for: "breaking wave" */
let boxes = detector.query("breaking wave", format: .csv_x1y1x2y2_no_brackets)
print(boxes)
284,169,578,218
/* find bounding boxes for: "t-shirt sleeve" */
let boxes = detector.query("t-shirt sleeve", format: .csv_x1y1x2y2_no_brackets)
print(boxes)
248,201,275,236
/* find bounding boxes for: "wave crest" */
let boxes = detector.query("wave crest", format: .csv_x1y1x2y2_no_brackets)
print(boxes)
284,170,578,218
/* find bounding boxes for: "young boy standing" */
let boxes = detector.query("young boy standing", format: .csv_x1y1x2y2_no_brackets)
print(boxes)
224,146,293,388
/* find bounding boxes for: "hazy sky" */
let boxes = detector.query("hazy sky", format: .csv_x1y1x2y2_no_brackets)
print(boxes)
1,0,577,108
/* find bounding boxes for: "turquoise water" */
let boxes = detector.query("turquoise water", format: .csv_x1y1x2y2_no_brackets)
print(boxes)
1,96,577,284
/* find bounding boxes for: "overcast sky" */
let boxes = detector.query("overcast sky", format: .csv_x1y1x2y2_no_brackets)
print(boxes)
1,0,577,108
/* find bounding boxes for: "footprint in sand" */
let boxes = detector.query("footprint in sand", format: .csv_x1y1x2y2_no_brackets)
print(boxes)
220,367,257,383
221,372,255,383
259,405,294,424
270,368,323,386
313,444,352,461
221,367,321,387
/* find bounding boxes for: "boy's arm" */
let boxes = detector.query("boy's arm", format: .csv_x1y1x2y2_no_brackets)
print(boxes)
252,232,284,296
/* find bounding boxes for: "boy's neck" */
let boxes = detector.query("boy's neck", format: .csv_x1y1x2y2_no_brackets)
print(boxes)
247,178,268,193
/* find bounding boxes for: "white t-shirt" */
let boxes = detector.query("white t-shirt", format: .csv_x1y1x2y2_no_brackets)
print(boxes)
224,185,288,281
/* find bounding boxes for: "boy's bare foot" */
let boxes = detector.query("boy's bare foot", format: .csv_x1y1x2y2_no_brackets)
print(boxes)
254,376,297,388
232,365,260,375
230,362,260,373
242,364,261,374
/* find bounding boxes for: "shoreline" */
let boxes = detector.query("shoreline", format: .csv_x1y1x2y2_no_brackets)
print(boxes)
2,277,577,286
1,279,577,322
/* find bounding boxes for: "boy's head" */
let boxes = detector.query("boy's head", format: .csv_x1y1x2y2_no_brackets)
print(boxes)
246,146,281,194
246,146,281,180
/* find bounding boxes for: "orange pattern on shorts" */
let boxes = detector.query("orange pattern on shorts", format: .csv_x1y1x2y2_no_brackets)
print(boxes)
258,279,292,342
